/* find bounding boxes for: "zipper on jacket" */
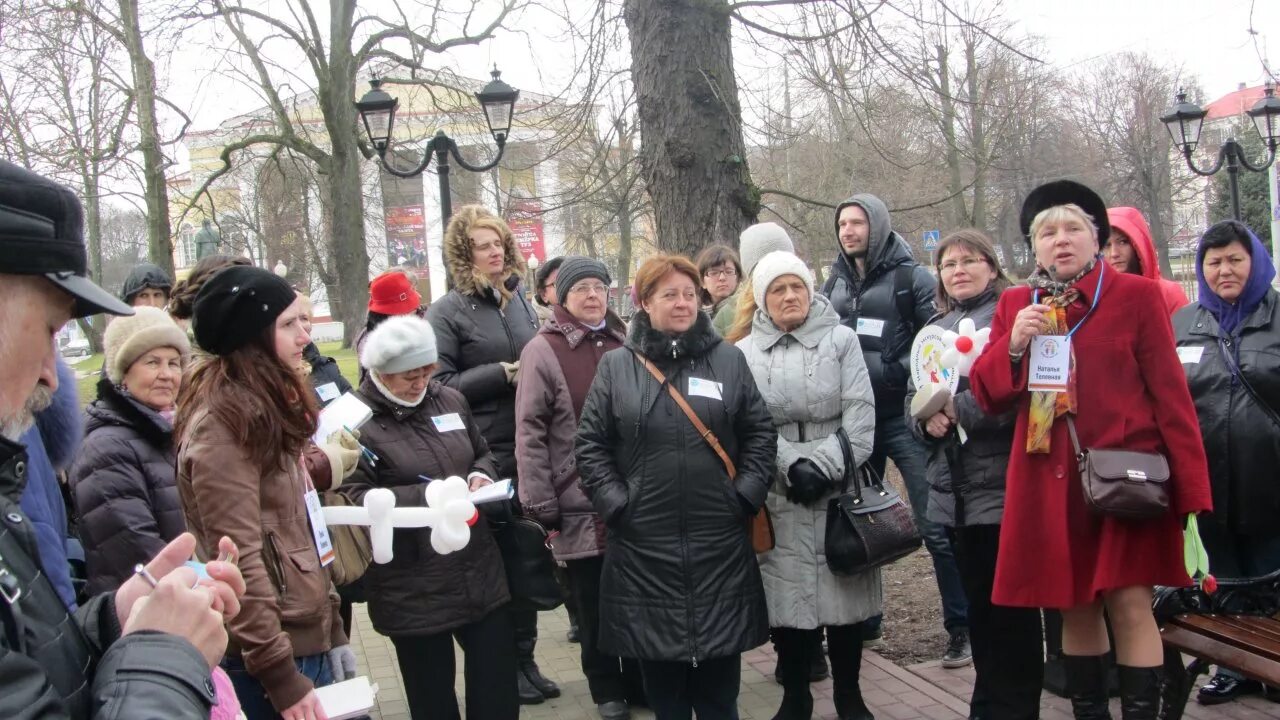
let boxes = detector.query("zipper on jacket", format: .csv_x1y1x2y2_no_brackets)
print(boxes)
675,380,698,667
797,421,806,443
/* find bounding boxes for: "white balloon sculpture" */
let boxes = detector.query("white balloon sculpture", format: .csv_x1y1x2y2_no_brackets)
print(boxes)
940,318,992,375
322,475,478,563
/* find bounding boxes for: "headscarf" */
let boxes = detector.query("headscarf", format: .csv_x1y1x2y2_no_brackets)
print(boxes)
1196,221,1275,337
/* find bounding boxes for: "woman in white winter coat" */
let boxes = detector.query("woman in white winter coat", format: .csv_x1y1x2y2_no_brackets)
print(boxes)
736,251,880,720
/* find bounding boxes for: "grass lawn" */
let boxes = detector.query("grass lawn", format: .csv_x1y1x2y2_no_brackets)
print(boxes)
67,341,360,407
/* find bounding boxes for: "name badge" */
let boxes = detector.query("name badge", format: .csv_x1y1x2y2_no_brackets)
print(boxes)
315,382,340,402
1177,346,1205,364
688,377,723,401
855,317,885,337
1028,335,1071,393
431,413,466,432
303,489,335,567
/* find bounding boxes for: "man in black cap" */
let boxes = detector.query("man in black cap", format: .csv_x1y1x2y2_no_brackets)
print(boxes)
0,159,246,719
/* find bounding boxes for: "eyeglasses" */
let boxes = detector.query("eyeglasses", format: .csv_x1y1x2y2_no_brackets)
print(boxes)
939,257,989,274
569,283,609,296
705,268,737,280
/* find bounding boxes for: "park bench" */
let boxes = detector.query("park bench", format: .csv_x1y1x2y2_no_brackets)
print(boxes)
1154,569,1280,720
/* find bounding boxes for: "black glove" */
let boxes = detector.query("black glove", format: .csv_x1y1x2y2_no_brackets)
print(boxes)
786,458,833,506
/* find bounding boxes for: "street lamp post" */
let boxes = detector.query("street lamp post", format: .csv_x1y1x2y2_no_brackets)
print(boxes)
1160,83,1280,222
354,68,520,230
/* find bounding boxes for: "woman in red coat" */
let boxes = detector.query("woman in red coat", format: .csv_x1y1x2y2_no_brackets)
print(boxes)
969,180,1211,720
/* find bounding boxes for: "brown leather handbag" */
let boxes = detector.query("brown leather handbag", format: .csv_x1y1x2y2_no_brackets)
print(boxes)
1066,416,1170,520
634,353,775,552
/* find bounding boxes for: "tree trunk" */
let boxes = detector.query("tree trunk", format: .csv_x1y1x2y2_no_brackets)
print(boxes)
965,40,987,231
119,0,173,279
80,171,106,353
322,0,370,347
624,0,757,257
936,44,968,227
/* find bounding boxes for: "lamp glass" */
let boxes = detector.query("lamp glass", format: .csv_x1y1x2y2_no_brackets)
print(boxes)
1248,97,1280,146
483,100,514,139
355,81,399,150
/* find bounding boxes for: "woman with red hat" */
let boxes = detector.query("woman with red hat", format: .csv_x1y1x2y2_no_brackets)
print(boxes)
354,270,426,383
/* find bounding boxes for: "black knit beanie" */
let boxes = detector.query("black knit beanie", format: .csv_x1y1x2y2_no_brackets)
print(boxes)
534,256,565,306
193,265,297,356
555,256,611,306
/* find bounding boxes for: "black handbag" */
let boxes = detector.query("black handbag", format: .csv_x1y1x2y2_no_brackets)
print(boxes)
492,514,564,610
825,428,922,576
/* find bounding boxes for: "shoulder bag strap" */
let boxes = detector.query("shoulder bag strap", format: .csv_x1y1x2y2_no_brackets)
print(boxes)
834,428,865,503
632,352,737,480
1236,372,1280,430
1065,414,1085,460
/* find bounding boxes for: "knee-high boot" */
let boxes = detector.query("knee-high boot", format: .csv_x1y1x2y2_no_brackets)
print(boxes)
1117,665,1161,720
771,628,814,720
828,624,874,720
1063,654,1113,720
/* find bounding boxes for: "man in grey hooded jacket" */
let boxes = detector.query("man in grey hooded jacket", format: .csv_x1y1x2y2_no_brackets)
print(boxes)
821,193,971,667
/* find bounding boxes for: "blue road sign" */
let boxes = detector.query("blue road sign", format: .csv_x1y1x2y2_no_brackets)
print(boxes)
923,230,941,251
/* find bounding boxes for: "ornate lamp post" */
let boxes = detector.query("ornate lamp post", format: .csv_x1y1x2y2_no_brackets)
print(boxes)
1160,83,1280,221
355,68,520,229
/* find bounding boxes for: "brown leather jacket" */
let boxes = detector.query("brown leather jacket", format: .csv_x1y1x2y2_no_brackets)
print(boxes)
177,408,346,712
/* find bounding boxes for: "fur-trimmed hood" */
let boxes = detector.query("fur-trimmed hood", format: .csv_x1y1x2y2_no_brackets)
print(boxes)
35,358,84,471
442,204,527,302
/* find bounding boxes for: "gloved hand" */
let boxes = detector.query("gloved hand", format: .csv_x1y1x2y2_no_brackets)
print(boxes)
500,361,520,385
324,428,362,480
326,643,358,681
786,458,834,506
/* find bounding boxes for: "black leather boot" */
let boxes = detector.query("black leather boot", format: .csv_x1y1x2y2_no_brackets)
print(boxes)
771,629,814,720
516,637,561,699
1117,665,1161,720
829,624,874,720
1064,654,1113,720
517,669,545,705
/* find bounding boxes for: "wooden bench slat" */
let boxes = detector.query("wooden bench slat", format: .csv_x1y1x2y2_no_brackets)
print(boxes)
1209,615,1280,645
1169,615,1280,662
1161,625,1280,686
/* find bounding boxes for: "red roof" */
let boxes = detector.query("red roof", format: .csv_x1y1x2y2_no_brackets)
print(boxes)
1204,84,1269,122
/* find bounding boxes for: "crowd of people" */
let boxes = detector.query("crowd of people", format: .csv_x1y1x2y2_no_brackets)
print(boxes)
1,153,1278,720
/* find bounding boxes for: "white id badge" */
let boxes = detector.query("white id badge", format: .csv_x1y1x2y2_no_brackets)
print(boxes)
431,413,466,432
1177,346,1205,364
315,382,340,402
1028,335,1071,392
688,377,723,401
304,489,335,567
855,317,885,337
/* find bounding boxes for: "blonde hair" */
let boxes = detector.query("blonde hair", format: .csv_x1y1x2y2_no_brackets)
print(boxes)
443,205,526,309
724,276,756,343
1029,204,1099,244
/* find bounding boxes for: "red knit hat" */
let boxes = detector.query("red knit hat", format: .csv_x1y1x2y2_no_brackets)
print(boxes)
368,271,422,315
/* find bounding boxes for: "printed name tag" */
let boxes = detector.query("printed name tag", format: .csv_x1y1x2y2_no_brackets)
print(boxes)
688,377,723,401
855,317,885,337
315,382,340,402
1028,335,1071,393
303,489,335,567
1176,346,1205,364
431,413,466,432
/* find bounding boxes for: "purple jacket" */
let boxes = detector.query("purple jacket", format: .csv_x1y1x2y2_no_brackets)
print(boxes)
515,306,625,561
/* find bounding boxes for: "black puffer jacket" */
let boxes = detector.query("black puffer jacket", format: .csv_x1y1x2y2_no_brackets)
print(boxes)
339,379,509,637
69,380,186,595
1173,290,1280,538
822,194,937,419
575,311,775,663
903,288,1016,527
304,343,352,407
0,436,216,719
426,276,539,478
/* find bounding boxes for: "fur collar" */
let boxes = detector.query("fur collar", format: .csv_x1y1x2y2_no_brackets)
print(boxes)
627,309,720,364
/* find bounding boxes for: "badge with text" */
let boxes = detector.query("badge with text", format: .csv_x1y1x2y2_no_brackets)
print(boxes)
304,489,336,567
688,377,724,401
855,317,885,338
431,413,466,432
1028,335,1071,392
1176,346,1204,364
315,382,341,402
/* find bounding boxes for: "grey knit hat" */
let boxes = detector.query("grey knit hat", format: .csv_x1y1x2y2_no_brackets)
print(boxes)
555,256,611,306
739,222,795,274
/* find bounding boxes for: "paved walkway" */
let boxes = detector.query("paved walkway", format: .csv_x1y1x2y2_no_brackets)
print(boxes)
348,604,1279,719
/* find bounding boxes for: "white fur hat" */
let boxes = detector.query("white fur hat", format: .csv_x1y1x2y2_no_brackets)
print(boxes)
360,314,438,374
103,306,190,384
752,251,815,309
739,222,795,274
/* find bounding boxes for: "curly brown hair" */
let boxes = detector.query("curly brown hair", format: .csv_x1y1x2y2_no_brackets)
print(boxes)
174,322,317,474
168,254,252,320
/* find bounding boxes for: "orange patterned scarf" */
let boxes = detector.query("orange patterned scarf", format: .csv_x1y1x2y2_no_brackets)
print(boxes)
1025,290,1080,454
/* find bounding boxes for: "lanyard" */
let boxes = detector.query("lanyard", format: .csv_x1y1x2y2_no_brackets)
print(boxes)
1033,261,1105,338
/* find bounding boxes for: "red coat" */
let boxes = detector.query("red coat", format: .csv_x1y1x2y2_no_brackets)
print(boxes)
969,263,1212,609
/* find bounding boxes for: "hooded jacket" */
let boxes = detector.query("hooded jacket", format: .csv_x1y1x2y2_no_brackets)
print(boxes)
304,343,352,407
1106,207,1189,317
426,226,539,479
1,436,218,720
69,379,186,596
19,357,82,610
821,194,937,419
119,263,172,305
575,310,775,662
736,295,882,629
